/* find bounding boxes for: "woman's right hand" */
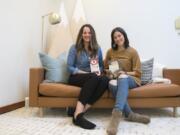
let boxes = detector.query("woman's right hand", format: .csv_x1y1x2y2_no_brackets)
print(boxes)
118,71,126,75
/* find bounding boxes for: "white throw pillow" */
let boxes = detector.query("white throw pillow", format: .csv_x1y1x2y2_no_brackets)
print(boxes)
152,63,166,78
152,77,171,84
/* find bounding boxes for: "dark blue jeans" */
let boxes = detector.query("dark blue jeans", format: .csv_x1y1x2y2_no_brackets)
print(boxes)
109,76,138,117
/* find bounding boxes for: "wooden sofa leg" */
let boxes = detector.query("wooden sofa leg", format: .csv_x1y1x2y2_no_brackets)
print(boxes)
39,107,43,117
173,107,178,117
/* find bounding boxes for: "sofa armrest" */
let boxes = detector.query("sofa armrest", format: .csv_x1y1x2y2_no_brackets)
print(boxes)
29,67,45,107
163,69,180,85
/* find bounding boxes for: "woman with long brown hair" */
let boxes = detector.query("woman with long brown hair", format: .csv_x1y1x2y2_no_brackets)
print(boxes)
67,24,109,129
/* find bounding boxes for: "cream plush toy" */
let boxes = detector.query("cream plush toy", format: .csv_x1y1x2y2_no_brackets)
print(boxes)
105,60,123,79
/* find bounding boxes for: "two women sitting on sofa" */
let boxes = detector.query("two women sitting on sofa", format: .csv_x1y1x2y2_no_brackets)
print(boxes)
67,24,150,135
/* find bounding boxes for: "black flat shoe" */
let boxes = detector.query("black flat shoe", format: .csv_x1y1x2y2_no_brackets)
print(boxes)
66,107,75,117
73,112,96,129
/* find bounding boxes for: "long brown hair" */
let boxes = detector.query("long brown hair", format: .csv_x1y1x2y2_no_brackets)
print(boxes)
75,24,99,57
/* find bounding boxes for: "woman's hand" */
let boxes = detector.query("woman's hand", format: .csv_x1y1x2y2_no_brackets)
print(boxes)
104,69,114,79
118,71,126,75
95,71,101,76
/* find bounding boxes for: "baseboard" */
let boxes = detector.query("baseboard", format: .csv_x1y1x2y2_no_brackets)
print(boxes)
0,101,25,114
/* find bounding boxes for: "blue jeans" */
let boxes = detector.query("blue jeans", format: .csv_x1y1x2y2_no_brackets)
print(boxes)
109,76,138,117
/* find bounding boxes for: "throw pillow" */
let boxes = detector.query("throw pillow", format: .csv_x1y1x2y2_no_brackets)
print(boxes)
152,77,171,84
152,63,166,78
141,58,154,85
39,52,70,83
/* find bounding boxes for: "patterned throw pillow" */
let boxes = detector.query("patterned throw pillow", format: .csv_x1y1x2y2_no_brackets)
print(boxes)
141,58,154,85
39,52,70,83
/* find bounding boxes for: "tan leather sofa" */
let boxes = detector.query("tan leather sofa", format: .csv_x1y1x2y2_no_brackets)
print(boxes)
29,68,180,117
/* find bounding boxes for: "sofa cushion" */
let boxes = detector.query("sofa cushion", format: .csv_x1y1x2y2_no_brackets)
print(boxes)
141,58,154,85
109,84,180,98
39,52,70,83
39,83,109,98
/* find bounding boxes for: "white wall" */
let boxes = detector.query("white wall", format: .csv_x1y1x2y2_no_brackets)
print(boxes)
0,0,59,107
63,0,180,68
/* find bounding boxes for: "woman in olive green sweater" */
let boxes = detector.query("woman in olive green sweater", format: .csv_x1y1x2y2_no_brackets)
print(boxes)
105,27,150,135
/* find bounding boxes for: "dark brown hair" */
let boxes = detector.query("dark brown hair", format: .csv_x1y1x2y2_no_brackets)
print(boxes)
111,27,130,50
75,24,99,57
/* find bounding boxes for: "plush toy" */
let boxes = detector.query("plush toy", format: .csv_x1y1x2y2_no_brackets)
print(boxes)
105,60,123,79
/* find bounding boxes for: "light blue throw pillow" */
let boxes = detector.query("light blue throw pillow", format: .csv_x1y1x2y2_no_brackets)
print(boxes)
39,52,70,83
